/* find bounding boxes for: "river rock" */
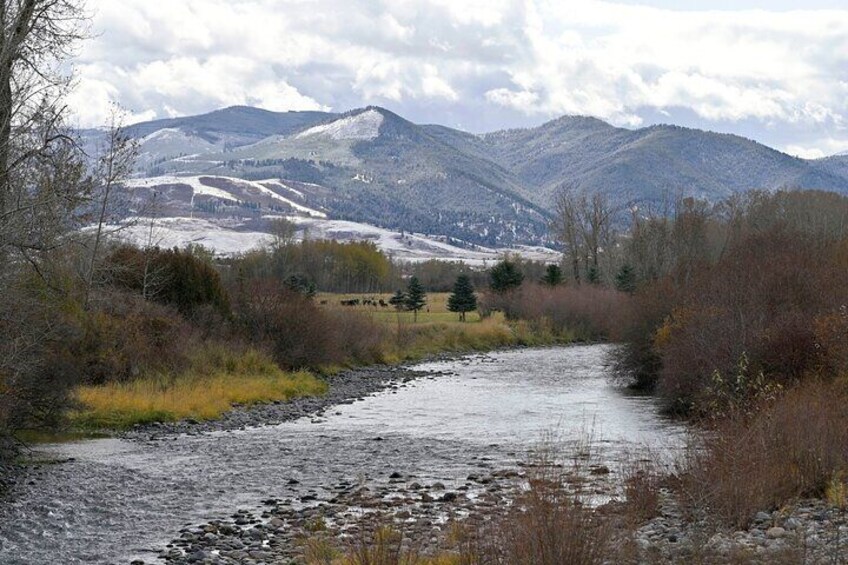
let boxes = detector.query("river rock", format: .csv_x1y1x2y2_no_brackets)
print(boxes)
766,526,786,539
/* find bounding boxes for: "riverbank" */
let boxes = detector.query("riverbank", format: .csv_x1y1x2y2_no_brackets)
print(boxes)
146,467,535,565
122,363,454,439
144,482,848,565
67,315,573,435
619,491,848,563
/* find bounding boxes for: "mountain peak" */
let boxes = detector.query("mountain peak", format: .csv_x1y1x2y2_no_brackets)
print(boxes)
295,108,385,141
543,114,615,132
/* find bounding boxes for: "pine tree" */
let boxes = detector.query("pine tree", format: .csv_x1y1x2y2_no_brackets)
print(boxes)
587,264,601,285
615,263,637,294
404,276,427,322
447,274,477,322
541,264,564,286
389,290,406,310
489,260,524,293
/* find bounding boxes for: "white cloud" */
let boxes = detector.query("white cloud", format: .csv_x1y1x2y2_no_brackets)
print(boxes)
784,138,848,159
68,0,848,154
486,88,539,108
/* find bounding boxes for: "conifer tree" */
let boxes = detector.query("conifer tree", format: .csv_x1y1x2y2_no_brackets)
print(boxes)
389,290,406,310
615,263,637,294
587,264,601,285
541,264,564,286
489,260,524,293
447,274,477,322
404,276,427,322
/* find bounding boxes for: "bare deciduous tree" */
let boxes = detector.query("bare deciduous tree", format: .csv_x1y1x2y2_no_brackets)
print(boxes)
552,187,620,284
81,107,138,308
0,0,89,256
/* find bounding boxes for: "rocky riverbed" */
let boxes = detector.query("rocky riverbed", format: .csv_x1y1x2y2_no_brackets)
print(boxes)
622,493,848,563
145,468,529,564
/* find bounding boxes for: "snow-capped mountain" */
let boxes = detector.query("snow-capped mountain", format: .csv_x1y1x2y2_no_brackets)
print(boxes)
95,104,848,257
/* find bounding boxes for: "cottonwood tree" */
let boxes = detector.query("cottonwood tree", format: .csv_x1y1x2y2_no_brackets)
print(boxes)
81,108,138,308
552,187,619,284
0,0,91,449
0,0,90,256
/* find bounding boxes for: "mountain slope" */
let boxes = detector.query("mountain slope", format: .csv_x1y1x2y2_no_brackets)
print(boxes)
478,119,848,206
112,105,848,249
118,107,551,247
126,106,335,144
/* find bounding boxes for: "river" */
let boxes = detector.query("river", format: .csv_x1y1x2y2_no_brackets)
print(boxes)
0,345,685,564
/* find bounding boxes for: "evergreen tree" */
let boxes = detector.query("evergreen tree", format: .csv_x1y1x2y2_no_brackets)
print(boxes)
615,263,637,294
489,260,524,293
541,264,564,286
284,274,315,297
389,290,406,310
447,274,477,322
587,264,601,285
404,276,427,322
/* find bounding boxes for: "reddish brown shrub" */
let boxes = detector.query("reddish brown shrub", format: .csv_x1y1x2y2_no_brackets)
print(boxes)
106,245,230,316
655,229,848,412
679,380,848,528
611,278,678,391
476,464,613,564
235,280,386,369
481,283,630,341
61,289,196,385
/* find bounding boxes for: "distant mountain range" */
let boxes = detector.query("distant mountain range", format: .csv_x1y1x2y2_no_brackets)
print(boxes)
89,105,848,249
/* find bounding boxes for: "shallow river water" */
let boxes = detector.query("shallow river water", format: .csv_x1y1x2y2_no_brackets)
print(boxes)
0,345,686,564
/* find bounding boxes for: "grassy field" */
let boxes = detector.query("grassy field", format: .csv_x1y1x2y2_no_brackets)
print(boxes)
318,292,482,324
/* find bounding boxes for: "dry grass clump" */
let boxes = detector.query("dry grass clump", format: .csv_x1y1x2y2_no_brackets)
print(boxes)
679,380,848,528
619,455,667,526
383,314,521,363
480,478,612,564
72,345,326,429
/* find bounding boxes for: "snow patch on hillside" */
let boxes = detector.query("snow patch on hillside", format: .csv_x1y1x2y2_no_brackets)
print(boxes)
107,215,560,265
140,128,184,144
289,217,560,265
106,217,273,256
124,175,327,218
296,109,383,141
125,176,236,201
260,179,304,198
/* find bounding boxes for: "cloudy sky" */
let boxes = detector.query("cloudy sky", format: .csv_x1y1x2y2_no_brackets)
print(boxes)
68,0,848,158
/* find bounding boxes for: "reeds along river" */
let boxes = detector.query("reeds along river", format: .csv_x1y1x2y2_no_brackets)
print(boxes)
0,345,686,564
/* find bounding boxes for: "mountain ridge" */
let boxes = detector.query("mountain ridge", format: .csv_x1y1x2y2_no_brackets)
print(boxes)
106,104,848,248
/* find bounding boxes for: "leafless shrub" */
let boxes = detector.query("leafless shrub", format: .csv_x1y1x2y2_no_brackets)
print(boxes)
679,380,848,529
481,283,630,341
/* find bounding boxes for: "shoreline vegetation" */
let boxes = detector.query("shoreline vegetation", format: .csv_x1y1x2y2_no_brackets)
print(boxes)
65,309,576,433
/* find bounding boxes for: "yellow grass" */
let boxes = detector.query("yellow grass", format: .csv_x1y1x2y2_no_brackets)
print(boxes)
71,347,327,430
319,292,570,364
318,292,482,324
70,293,572,432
